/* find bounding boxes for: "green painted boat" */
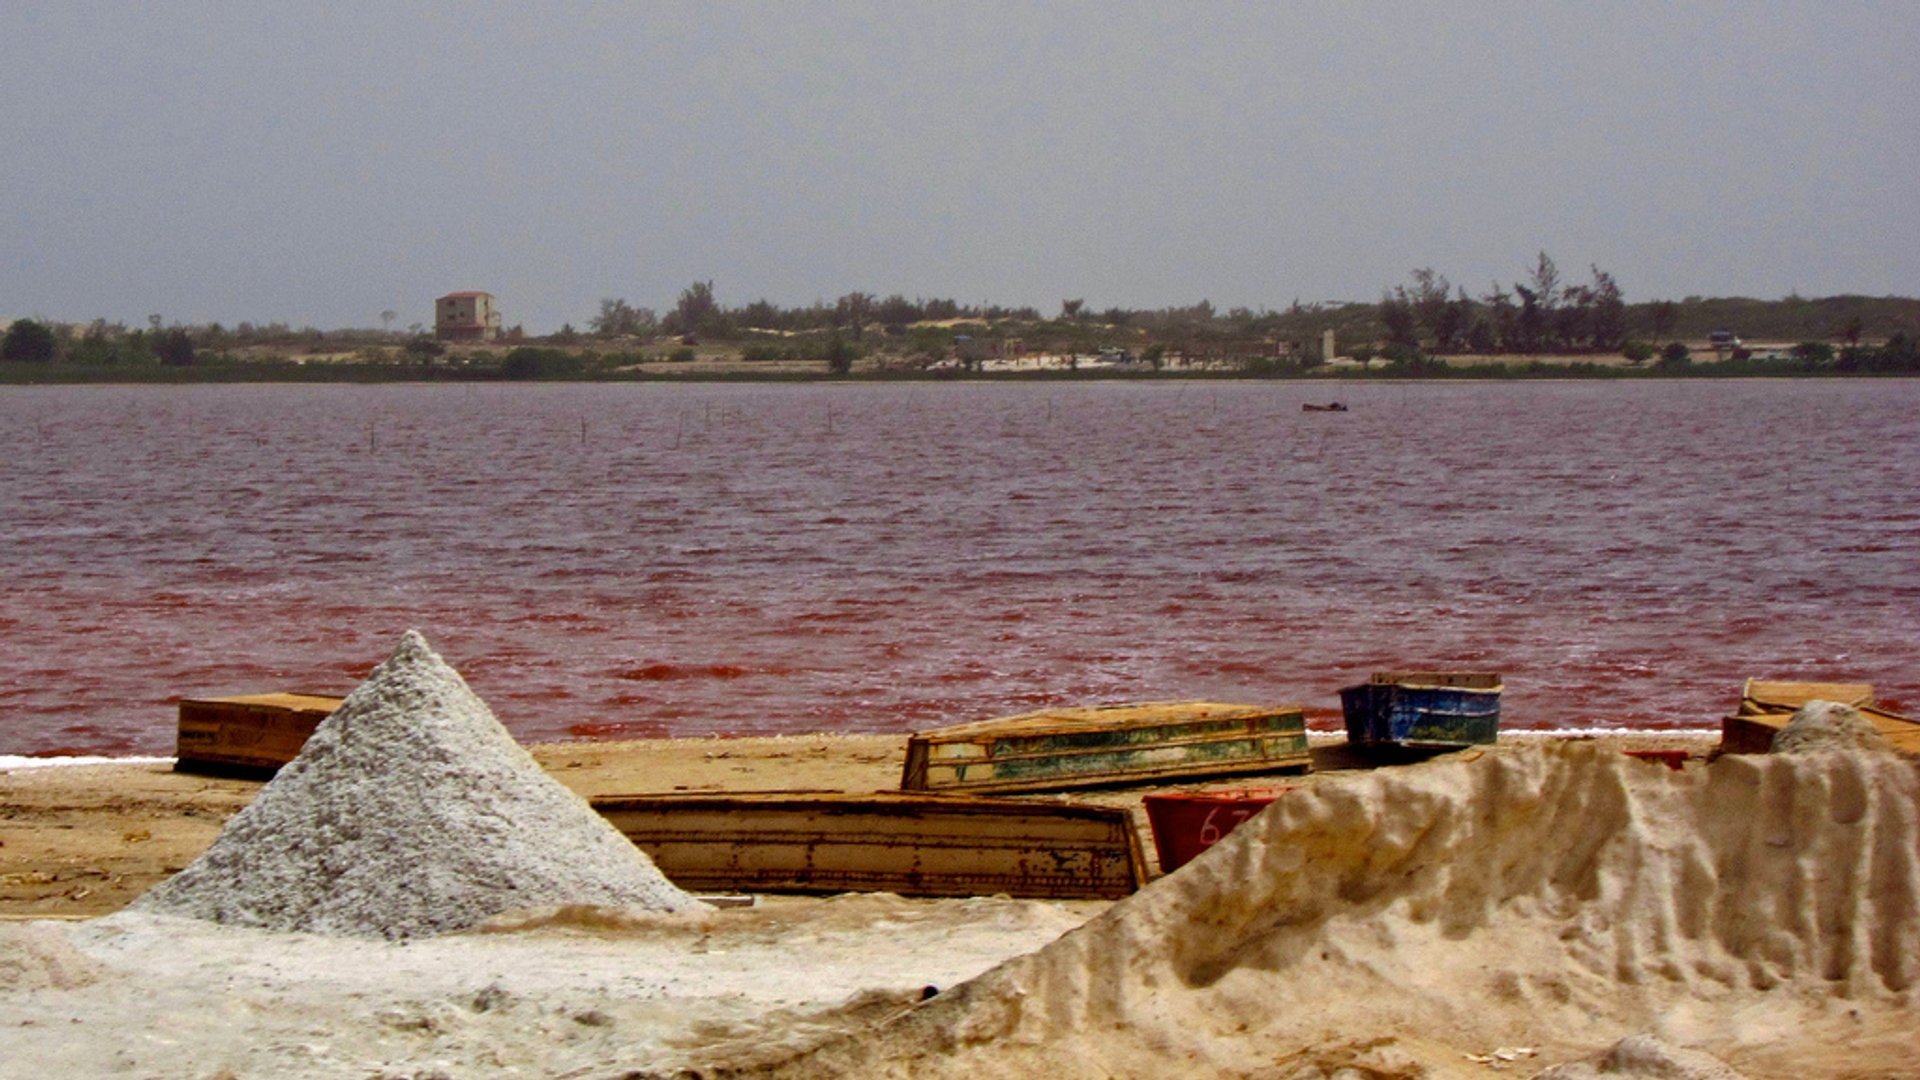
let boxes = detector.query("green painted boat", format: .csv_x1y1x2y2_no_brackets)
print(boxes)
900,700,1311,795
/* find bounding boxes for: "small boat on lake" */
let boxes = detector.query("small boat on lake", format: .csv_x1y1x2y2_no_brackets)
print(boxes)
1301,402,1349,412
1340,672,1501,750
590,790,1146,899
900,700,1312,795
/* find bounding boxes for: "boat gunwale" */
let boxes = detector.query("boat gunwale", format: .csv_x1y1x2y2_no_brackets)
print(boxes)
913,700,1305,739
1361,672,1502,693
903,753,1313,794
917,726,1309,764
589,789,1132,820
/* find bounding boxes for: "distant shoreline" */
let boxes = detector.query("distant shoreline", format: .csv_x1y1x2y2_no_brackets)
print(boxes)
5,360,1917,386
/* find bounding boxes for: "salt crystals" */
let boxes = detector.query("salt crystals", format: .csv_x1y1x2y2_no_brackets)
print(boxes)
136,631,703,938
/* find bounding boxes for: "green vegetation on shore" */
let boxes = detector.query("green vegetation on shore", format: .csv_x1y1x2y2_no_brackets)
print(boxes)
6,259,1919,383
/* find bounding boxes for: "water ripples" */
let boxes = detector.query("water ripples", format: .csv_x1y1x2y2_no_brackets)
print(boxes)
1,379,1917,755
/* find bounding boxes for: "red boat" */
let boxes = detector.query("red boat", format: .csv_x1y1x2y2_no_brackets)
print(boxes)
1142,788,1292,873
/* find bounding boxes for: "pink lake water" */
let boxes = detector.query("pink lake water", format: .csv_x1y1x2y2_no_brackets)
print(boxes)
2,379,1915,757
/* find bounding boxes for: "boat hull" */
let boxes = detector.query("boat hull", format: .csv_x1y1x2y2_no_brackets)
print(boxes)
173,692,342,777
1719,679,1920,754
901,701,1311,795
592,791,1146,900
1142,788,1290,873
1341,673,1501,749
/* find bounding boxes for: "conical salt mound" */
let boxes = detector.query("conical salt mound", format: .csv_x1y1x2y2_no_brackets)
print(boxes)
137,631,703,938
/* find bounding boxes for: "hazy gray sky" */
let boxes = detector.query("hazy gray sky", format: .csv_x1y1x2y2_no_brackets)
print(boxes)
5,2,1916,332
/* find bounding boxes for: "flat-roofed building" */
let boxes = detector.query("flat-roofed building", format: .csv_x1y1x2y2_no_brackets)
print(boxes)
435,291,500,342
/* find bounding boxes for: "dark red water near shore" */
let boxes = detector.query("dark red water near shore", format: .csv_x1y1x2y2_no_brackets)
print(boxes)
3,380,1915,757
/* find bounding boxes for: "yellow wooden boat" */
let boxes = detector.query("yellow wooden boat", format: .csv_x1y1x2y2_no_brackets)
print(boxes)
1719,680,1920,754
591,790,1146,900
173,692,342,777
900,700,1311,795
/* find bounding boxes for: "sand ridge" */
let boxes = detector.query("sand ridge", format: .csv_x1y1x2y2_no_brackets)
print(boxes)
729,742,1920,1078
6,722,1917,1076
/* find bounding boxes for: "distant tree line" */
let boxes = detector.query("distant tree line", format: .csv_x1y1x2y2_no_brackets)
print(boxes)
1375,254,1627,357
589,281,1045,342
0,312,455,369
578,264,1920,363
8,269,1920,380
3,316,197,365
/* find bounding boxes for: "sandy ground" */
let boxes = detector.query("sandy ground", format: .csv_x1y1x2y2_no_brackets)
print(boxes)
0,732,1700,920
9,898,1097,1078
9,731,1916,1079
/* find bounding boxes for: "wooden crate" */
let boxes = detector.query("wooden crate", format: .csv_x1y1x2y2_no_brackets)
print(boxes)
173,692,342,777
900,701,1311,795
592,791,1146,900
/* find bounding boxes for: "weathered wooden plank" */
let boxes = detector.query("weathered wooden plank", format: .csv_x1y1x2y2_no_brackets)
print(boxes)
1739,680,1874,713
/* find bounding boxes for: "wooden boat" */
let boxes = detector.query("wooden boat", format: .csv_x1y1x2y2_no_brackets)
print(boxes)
173,692,342,777
1142,788,1291,873
1341,672,1501,750
591,790,1146,900
900,701,1312,795
1719,679,1920,755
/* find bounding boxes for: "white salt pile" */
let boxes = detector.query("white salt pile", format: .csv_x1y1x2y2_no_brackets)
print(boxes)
1771,699,1897,755
134,630,702,938
725,742,1920,1079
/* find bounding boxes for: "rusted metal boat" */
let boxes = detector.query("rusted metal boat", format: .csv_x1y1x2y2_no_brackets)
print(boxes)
173,692,342,777
1142,787,1292,873
1719,679,1920,754
591,790,1146,900
1340,671,1502,750
899,701,1312,795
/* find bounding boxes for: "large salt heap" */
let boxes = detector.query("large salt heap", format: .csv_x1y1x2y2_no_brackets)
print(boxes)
731,742,1920,1079
136,631,702,938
